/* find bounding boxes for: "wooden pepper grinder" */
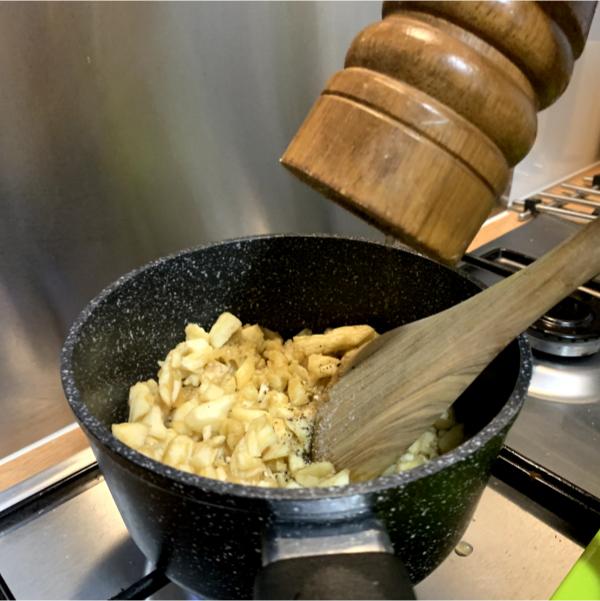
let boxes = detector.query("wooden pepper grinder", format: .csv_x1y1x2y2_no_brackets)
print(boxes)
281,1,597,264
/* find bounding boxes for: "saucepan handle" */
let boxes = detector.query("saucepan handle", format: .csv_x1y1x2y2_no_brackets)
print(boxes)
253,514,416,600
254,551,415,600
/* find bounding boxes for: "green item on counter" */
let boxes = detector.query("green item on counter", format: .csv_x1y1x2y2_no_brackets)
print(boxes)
552,530,600,600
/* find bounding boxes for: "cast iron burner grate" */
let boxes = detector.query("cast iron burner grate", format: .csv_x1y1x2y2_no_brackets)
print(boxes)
0,568,169,601
0,450,599,600
510,172,600,222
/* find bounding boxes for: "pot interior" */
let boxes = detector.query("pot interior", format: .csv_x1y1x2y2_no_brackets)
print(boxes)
65,235,523,466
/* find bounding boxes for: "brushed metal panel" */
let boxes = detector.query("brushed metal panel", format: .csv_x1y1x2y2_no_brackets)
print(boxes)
0,2,381,458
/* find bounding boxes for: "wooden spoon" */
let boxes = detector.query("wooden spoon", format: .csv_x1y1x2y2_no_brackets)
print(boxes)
312,216,600,481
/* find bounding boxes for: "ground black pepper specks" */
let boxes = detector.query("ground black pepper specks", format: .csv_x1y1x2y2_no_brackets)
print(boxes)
61,234,531,598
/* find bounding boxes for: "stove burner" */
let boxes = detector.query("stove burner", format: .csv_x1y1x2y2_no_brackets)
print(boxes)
476,249,600,358
540,297,593,330
529,289,600,358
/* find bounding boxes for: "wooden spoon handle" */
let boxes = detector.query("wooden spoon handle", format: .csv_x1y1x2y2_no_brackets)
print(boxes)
449,215,600,361
343,215,600,396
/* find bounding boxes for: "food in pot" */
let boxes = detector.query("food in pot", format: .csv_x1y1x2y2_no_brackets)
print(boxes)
112,312,463,487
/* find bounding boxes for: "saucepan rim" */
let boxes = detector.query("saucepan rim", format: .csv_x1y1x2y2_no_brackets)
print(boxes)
61,233,532,502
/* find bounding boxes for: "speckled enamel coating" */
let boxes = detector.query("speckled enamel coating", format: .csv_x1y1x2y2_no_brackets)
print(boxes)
61,234,531,599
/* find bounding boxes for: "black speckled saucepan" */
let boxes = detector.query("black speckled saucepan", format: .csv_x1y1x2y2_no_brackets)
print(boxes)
61,234,531,600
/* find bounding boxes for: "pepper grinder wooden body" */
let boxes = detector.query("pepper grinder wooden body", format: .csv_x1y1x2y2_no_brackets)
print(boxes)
281,1,597,265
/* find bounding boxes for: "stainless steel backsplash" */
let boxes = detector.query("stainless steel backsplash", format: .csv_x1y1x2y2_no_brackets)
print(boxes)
0,2,382,459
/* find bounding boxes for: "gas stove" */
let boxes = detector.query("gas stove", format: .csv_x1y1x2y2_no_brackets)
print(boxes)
1,168,600,600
